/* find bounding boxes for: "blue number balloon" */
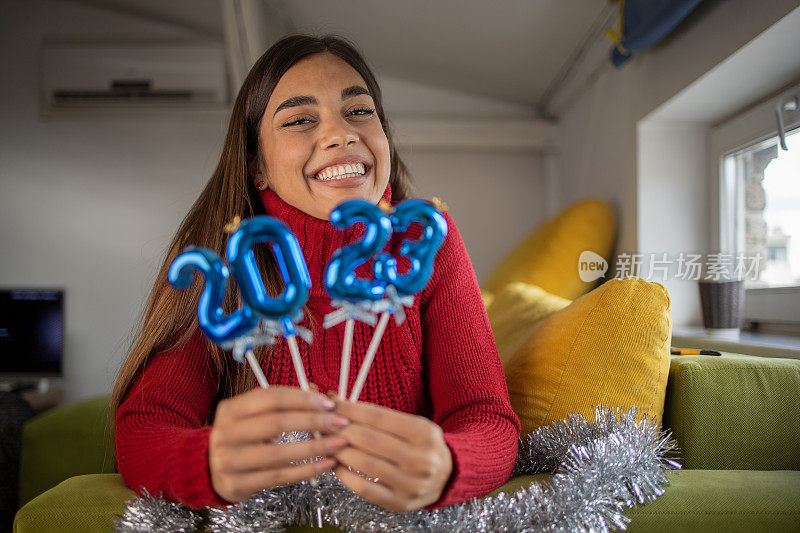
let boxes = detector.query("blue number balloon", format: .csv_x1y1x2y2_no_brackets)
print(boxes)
375,200,448,296
325,200,393,301
226,216,311,325
168,246,258,345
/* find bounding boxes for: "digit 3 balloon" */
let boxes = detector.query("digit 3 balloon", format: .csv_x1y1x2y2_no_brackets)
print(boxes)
349,199,449,403
379,199,448,296
323,200,393,399
226,216,313,391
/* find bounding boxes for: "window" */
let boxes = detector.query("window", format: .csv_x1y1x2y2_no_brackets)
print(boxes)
712,84,800,331
721,127,800,288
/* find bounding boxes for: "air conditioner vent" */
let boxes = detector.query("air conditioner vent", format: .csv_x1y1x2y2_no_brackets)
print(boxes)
41,41,228,112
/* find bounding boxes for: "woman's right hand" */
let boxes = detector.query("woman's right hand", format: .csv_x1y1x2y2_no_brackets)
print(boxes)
208,386,350,503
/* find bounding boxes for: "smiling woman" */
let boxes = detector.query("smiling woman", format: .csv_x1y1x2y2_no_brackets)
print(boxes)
110,34,519,515
259,53,391,219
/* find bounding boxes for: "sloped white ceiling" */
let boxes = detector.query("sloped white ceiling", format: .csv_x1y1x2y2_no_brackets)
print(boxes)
277,0,608,106
69,0,609,109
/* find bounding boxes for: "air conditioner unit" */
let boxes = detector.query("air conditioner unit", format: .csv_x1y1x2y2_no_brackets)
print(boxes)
40,41,228,113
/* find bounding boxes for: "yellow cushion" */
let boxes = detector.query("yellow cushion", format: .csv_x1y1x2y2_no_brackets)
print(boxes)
504,277,671,436
486,282,571,366
481,290,495,308
482,198,614,299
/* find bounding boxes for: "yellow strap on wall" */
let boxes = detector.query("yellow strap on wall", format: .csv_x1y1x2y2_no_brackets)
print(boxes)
604,0,629,56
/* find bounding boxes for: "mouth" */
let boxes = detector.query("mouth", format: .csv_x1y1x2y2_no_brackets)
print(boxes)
311,161,370,182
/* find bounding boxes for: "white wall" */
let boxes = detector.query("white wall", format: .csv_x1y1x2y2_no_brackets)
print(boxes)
556,0,800,326
401,150,546,279
637,122,708,325
380,75,549,278
0,1,230,403
0,0,546,402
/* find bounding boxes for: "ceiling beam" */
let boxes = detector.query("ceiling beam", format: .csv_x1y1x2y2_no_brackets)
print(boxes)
538,4,617,119
219,0,292,94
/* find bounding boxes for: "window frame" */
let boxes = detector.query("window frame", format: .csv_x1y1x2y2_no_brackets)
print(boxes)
709,83,800,328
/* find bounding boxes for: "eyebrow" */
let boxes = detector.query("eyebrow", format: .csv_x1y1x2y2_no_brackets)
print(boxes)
273,85,372,117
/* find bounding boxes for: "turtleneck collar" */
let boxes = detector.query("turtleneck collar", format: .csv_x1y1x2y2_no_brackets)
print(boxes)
258,184,392,300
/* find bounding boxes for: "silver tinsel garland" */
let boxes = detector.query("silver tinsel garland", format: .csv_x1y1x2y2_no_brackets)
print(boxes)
114,406,680,532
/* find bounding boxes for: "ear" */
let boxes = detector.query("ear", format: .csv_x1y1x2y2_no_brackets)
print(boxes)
252,155,269,190
254,173,268,190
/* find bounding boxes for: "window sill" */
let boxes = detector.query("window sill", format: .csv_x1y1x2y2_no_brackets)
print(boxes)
672,326,800,360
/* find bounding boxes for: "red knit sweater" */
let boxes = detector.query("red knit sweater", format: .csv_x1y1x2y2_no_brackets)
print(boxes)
115,186,520,509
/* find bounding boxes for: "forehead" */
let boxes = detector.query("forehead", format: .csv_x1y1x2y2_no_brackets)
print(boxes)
268,53,368,107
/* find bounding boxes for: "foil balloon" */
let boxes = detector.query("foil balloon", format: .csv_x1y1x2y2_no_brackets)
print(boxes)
168,246,258,346
346,199,447,403
226,216,312,335
323,200,392,400
376,199,448,296
324,200,393,302
226,215,314,395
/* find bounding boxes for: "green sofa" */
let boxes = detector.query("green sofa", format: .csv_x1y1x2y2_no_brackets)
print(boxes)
13,354,800,532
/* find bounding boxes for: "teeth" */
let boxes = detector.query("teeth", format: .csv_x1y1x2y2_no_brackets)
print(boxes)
314,162,366,180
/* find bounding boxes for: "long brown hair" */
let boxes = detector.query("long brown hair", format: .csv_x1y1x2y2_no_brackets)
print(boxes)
111,34,414,419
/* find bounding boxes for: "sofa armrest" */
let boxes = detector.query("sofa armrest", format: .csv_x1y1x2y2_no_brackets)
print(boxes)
14,474,134,533
18,396,115,506
663,354,800,470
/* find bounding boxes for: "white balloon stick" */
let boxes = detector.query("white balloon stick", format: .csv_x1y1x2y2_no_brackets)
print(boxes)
285,333,323,492
349,311,391,402
244,349,270,389
286,334,310,391
338,318,355,400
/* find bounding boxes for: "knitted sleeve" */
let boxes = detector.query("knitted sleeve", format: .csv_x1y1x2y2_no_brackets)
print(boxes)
115,328,229,509
419,212,521,508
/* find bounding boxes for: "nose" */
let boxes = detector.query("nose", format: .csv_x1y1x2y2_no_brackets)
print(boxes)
317,114,359,149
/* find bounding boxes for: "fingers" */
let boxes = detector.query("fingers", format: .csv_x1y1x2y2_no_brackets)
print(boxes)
216,411,350,444
219,436,348,473
216,386,334,422
332,397,425,443
333,464,404,512
337,422,412,467
333,446,407,493
226,458,337,502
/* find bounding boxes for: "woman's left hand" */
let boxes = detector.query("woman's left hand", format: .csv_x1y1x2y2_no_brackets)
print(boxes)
330,397,453,511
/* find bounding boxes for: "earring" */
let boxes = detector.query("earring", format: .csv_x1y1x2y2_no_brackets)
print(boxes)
254,177,268,190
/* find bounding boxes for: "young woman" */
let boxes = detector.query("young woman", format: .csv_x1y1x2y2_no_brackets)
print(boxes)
112,34,519,512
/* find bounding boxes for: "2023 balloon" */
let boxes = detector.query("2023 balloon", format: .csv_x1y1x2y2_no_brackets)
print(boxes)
375,199,448,296
325,199,393,303
168,215,312,345
168,246,259,346
226,216,311,336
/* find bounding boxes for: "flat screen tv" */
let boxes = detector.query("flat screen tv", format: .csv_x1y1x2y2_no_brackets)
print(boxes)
0,289,64,376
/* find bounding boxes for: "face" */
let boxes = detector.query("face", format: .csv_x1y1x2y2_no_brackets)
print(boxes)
258,52,391,220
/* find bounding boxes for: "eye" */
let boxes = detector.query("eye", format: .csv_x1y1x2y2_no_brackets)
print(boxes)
348,107,375,117
281,117,313,128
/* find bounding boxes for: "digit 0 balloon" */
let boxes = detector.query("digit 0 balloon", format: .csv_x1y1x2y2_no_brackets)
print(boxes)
226,216,312,332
